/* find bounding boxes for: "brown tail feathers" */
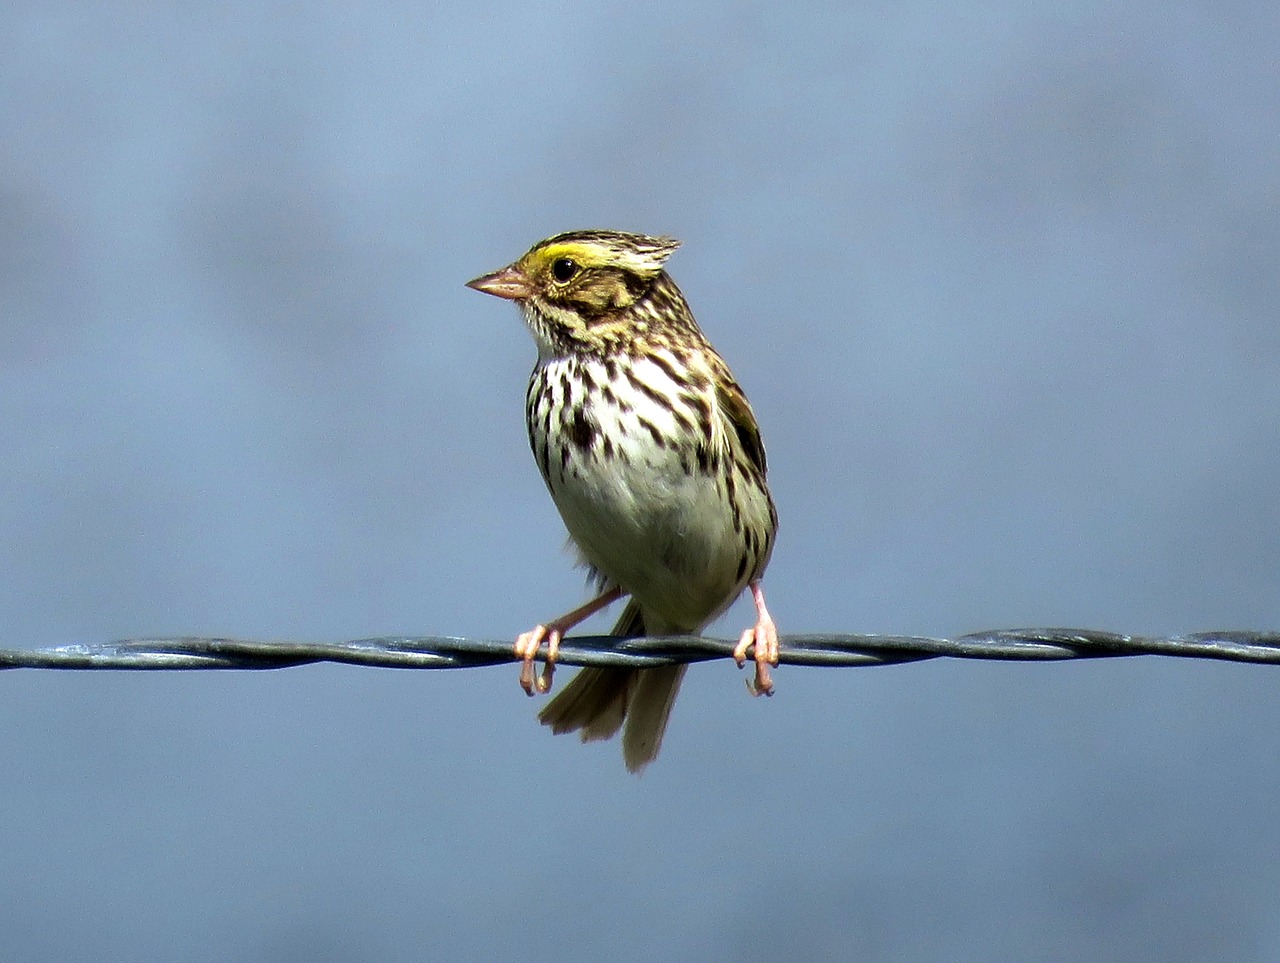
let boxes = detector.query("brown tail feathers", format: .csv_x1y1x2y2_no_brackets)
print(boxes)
537,598,687,773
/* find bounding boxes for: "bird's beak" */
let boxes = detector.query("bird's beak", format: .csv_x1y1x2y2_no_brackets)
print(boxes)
465,265,532,300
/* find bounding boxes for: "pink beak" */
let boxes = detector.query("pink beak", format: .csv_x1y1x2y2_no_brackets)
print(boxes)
465,265,532,300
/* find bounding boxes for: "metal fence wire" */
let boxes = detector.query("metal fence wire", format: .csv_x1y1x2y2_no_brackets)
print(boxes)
2,629,1278,672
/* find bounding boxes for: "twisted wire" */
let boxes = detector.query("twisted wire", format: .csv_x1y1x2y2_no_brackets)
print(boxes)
1,629,1278,672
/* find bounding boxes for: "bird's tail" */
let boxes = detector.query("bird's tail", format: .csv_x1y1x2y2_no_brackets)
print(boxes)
537,598,687,774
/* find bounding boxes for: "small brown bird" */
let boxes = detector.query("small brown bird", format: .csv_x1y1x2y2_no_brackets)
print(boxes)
467,230,778,772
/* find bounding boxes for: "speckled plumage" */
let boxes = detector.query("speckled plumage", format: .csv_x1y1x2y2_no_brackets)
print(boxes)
467,229,779,772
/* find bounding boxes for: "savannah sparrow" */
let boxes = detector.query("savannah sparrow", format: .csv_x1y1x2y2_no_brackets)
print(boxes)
466,230,779,772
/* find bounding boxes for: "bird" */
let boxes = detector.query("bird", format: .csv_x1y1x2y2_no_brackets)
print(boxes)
466,229,778,772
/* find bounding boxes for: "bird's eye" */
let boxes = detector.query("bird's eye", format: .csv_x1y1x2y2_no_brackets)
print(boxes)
551,258,578,283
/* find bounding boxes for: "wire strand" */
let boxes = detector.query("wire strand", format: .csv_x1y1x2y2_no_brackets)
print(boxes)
1,629,1278,672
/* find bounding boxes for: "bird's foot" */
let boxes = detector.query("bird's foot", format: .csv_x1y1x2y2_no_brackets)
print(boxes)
733,581,779,697
515,624,563,695
514,585,625,696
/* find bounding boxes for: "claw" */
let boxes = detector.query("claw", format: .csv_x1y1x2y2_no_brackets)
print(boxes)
515,625,550,696
732,581,779,697
538,628,561,694
514,585,624,696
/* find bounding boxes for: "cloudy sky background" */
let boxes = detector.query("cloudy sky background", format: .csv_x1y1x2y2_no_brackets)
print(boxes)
2,2,1278,960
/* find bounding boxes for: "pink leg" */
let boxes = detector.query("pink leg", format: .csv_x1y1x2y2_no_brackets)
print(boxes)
732,581,779,697
515,585,624,695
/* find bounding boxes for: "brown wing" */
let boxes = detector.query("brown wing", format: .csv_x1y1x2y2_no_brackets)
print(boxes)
715,372,767,478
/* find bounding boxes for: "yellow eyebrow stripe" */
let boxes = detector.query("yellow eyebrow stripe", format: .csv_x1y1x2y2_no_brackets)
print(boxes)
534,242,610,268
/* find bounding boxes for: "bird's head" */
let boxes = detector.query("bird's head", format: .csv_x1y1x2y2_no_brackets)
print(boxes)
467,230,684,355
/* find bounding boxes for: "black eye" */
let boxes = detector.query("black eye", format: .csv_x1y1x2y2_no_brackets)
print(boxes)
551,258,578,283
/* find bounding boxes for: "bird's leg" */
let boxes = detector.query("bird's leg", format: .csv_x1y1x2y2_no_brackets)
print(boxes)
516,585,625,695
733,581,779,697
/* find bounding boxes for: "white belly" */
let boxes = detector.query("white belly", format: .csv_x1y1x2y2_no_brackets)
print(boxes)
529,356,765,632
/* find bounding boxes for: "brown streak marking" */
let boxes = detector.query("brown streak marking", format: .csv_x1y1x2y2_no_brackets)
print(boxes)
636,417,666,447
647,351,691,389
567,408,597,452
624,367,675,412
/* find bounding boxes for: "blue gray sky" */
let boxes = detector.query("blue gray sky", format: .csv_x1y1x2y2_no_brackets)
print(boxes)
3,2,1278,960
